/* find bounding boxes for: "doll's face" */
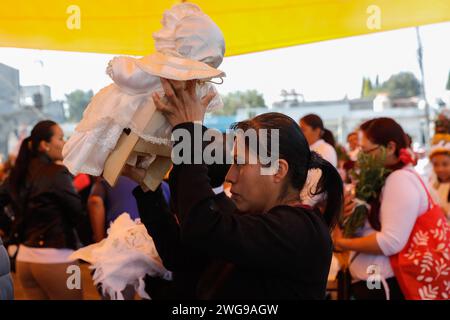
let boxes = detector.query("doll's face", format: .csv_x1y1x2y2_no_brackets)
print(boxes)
431,153,450,183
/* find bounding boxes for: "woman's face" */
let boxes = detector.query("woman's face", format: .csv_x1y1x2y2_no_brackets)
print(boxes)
359,131,397,166
431,153,450,183
347,133,359,151
225,145,279,214
46,125,65,162
299,121,320,146
359,131,380,156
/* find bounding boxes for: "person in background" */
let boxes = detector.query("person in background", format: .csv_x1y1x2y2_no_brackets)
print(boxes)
0,162,5,185
88,175,170,300
88,176,139,243
346,132,360,162
434,110,450,135
73,174,94,205
428,141,450,218
333,117,448,300
0,155,16,184
0,120,85,300
0,236,13,300
322,129,336,149
299,114,339,208
88,175,171,242
299,114,337,167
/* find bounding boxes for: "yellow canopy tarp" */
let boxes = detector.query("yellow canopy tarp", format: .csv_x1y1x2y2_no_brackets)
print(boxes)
1,0,450,56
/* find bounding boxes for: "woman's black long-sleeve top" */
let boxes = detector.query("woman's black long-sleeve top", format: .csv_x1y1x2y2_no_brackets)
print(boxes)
134,122,333,299
0,154,86,249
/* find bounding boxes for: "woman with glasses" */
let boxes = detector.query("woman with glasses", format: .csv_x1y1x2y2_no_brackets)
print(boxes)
333,117,443,300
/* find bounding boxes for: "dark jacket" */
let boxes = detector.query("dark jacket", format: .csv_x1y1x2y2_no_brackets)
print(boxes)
134,187,235,299
0,155,85,249
136,122,333,300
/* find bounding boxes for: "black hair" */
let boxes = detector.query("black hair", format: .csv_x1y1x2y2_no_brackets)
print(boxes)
322,129,336,148
9,120,57,196
207,133,231,189
300,114,325,133
231,112,343,229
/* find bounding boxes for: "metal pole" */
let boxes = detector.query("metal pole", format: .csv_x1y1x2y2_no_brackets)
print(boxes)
416,27,431,144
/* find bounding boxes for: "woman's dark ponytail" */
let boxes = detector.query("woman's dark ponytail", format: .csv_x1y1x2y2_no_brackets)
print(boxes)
308,151,343,229
9,136,33,195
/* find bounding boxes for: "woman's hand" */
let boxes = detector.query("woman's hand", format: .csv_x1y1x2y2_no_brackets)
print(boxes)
332,226,345,252
152,78,216,127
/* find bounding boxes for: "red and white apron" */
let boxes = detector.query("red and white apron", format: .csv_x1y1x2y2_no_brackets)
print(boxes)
390,170,450,300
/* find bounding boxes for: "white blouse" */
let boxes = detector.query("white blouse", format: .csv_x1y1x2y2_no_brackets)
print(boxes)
310,139,337,167
17,245,75,264
349,167,428,281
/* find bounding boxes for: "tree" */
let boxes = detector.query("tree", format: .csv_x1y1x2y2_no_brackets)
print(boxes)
361,77,374,98
381,72,421,98
65,89,93,122
360,72,421,99
213,90,267,116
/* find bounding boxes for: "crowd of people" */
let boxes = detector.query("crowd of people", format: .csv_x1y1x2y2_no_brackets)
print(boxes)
0,79,450,300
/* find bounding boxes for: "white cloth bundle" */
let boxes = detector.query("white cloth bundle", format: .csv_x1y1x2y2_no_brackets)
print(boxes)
70,213,172,300
63,3,226,176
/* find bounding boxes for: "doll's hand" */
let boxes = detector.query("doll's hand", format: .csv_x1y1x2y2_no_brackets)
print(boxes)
152,78,216,127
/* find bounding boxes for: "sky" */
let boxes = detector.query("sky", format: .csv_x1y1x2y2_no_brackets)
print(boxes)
1,21,450,107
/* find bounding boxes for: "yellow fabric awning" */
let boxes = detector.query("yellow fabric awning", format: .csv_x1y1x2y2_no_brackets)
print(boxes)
1,0,450,56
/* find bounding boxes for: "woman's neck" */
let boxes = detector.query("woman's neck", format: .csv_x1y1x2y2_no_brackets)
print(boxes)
277,189,302,208
310,137,321,146
259,193,297,214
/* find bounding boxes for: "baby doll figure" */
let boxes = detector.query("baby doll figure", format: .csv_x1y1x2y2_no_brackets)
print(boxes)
63,3,225,187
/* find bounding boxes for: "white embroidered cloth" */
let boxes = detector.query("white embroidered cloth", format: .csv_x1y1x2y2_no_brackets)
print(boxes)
69,213,172,300
63,3,225,176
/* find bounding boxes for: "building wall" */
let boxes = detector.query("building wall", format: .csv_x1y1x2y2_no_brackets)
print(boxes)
0,63,20,114
20,85,52,108
235,99,427,145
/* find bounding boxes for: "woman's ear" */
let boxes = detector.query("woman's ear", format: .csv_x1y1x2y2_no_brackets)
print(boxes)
273,159,289,183
386,141,397,157
38,140,50,153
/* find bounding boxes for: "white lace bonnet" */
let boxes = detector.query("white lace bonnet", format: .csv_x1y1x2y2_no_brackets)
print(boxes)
111,2,226,81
